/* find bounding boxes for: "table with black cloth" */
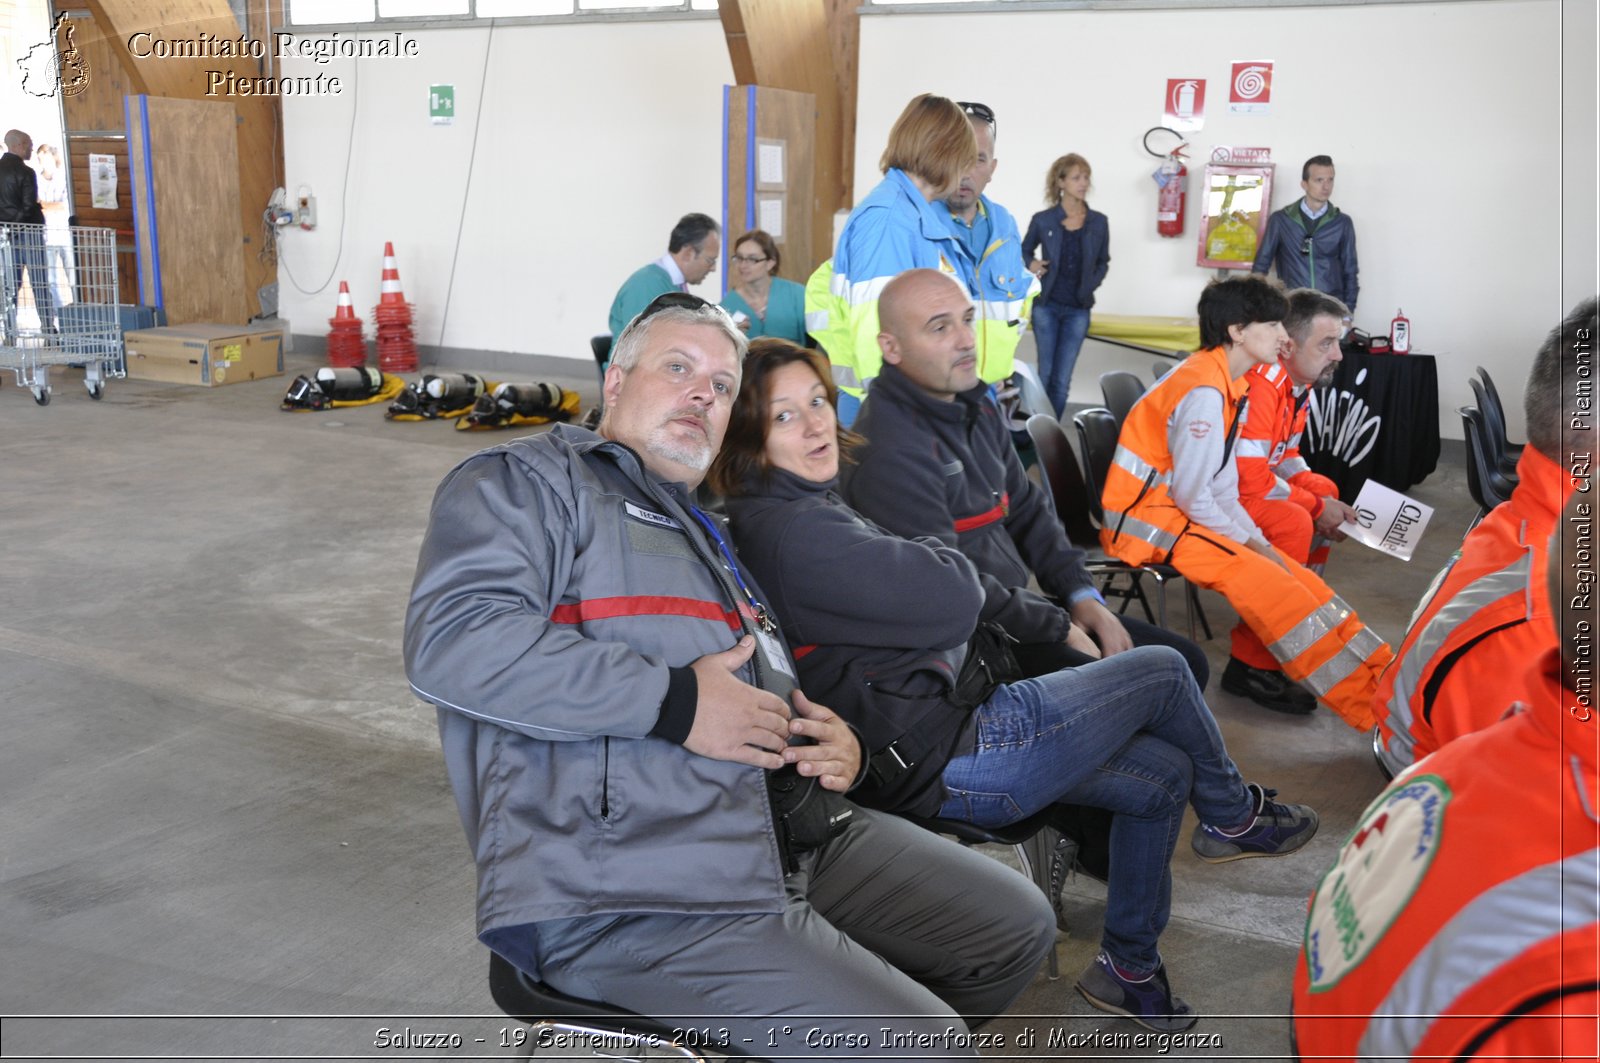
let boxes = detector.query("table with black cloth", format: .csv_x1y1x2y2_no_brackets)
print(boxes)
1301,348,1440,501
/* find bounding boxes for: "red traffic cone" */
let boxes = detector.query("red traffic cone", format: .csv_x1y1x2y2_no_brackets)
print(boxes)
373,242,418,372
326,280,367,368
379,241,407,305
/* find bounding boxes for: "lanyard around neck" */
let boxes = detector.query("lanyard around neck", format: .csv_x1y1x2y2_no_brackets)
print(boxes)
689,506,777,635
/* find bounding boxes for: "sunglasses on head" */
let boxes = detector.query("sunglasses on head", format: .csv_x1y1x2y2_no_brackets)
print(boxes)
957,100,996,139
631,291,736,332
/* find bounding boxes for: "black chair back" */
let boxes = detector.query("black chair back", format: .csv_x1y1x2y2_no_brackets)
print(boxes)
590,335,613,393
1151,360,1175,383
1460,405,1514,511
1475,366,1516,440
1025,413,1100,545
1072,407,1122,527
1469,374,1522,474
1099,371,1146,427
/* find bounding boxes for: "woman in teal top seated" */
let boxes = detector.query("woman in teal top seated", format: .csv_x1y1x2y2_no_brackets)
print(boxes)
721,229,809,346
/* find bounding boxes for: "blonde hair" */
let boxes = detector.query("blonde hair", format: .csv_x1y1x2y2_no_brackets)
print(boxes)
1044,153,1092,204
879,94,976,196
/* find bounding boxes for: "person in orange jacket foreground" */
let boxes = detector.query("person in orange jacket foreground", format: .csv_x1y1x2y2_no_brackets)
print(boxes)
1293,474,1599,1061
1230,288,1362,712
1372,298,1595,777
1099,274,1391,726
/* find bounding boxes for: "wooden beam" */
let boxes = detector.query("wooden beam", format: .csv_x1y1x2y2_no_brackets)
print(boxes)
718,0,859,274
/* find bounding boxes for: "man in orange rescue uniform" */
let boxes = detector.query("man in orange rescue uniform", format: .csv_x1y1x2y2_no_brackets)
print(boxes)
1099,274,1391,727
1229,288,1361,713
1292,469,1599,1061
1373,298,1594,776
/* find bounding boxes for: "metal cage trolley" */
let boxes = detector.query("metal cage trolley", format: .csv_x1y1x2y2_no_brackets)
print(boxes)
1,222,125,405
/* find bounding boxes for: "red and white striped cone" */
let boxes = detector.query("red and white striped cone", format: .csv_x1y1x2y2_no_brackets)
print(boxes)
373,241,418,372
326,280,367,368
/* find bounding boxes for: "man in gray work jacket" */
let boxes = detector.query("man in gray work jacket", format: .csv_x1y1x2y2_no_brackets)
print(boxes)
405,292,1053,1054
1251,154,1359,313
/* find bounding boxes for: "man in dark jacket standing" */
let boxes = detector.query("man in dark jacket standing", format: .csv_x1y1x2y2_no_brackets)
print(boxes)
0,128,54,338
1251,155,1358,312
405,292,1053,1055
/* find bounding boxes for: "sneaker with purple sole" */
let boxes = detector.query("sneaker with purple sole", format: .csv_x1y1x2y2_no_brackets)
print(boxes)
1075,951,1198,1033
1192,782,1319,863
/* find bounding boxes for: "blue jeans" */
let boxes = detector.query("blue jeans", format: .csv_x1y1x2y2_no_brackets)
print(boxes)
1031,302,1091,417
937,645,1253,975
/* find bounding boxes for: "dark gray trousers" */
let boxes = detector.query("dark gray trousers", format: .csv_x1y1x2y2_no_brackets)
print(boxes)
530,806,1055,1060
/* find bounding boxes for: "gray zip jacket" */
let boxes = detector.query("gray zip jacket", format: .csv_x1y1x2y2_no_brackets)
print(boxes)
404,425,794,975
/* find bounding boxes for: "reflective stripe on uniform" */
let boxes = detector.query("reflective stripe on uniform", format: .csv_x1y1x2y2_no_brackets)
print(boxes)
1300,630,1384,698
1112,444,1171,489
1269,596,1356,661
1279,455,1311,477
977,297,1025,323
837,273,895,309
1356,848,1600,1060
805,310,829,331
831,364,861,389
1266,477,1293,501
1104,509,1180,552
1379,554,1532,770
1236,438,1273,458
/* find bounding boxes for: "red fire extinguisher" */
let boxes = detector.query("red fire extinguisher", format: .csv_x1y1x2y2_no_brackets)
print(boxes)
1145,128,1189,238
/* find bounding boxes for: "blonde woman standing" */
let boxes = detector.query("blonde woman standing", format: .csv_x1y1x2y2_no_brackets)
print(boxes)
1021,154,1110,416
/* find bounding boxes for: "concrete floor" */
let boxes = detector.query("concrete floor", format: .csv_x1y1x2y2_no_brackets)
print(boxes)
0,344,1475,1061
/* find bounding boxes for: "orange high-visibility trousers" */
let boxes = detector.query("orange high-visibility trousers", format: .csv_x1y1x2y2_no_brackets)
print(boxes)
1233,497,1316,670
1168,529,1390,729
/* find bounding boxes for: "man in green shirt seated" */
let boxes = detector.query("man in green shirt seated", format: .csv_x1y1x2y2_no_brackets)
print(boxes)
607,213,722,346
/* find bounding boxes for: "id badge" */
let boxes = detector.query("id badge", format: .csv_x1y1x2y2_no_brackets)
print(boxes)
755,629,797,681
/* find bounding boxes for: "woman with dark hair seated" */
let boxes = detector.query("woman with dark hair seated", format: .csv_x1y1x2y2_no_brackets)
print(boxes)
708,337,1320,1033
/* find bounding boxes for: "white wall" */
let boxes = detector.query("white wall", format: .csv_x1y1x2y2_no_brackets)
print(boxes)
857,0,1578,441
275,2,1593,441
277,19,732,369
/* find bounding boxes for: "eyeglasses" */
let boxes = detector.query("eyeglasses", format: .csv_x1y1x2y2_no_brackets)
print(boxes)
957,100,996,140
731,254,770,265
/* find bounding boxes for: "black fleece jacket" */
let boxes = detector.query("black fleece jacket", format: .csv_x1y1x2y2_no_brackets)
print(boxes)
843,362,1088,644
725,467,981,817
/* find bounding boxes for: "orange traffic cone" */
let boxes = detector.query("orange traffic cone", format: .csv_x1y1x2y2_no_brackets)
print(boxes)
372,241,419,373
326,280,367,368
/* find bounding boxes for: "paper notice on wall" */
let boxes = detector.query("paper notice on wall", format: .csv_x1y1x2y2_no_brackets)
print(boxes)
757,139,786,189
89,153,117,209
1338,480,1435,561
757,195,784,240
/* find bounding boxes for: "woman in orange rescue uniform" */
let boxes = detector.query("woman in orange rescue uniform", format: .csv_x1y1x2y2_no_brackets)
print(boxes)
1098,274,1391,728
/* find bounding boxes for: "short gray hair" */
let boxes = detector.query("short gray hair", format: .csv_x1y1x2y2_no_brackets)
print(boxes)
609,302,747,375
1283,288,1350,346
1526,297,1599,461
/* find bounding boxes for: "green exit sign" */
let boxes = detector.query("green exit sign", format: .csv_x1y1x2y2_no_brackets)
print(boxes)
430,84,454,125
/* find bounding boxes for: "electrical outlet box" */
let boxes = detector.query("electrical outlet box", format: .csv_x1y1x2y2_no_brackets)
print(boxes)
297,194,317,230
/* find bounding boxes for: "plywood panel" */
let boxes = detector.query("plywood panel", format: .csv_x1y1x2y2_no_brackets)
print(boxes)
138,96,248,324
753,85,814,280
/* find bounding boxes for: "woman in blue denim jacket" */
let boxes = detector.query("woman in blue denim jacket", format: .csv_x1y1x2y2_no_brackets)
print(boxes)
1021,154,1110,416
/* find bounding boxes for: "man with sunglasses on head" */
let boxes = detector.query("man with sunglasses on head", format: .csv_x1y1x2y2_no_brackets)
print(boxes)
1251,155,1358,314
606,213,721,353
940,102,1036,387
406,291,1055,1056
